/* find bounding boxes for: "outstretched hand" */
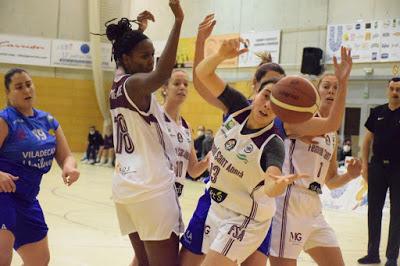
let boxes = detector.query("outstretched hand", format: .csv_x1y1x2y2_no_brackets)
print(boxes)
137,10,155,32
218,38,249,60
346,157,362,179
269,173,309,185
333,46,353,84
197,14,216,41
169,0,184,22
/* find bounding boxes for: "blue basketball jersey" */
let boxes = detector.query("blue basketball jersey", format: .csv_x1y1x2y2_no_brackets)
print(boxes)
0,107,59,201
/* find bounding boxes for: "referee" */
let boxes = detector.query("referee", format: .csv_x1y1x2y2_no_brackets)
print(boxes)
358,77,400,266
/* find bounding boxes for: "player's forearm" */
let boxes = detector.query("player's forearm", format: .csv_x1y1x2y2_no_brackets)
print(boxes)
188,159,209,179
326,172,355,189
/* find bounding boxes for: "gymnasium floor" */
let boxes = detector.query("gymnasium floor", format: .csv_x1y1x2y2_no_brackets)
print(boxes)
10,154,396,266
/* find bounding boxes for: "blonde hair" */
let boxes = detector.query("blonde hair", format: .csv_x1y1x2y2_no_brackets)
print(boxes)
316,73,336,89
255,51,272,66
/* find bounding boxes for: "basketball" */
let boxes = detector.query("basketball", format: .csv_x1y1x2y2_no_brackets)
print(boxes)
270,75,320,123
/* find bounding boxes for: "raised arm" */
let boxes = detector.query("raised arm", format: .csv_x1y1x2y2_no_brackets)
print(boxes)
125,0,184,106
193,14,227,113
285,47,352,137
196,38,248,99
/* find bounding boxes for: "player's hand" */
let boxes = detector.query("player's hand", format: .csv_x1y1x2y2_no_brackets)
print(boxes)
333,46,352,85
169,0,184,22
218,38,248,60
269,173,309,185
0,171,19,193
137,10,155,32
197,14,216,42
346,158,362,179
62,167,80,186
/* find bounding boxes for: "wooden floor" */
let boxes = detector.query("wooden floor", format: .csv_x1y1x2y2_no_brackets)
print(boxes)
10,154,397,266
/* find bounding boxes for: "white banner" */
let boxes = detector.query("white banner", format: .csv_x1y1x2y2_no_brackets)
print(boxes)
238,30,281,67
0,34,51,66
51,39,114,70
321,169,390,215
326,18,400,63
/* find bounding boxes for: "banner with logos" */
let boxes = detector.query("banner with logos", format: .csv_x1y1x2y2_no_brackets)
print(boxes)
239,30,281,67
326,18,400,63
0,34,51,66
320,171,390,215
51,39,114,70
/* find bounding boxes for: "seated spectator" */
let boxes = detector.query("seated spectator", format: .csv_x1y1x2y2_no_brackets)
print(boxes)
82,126,103,164
95,126,114,167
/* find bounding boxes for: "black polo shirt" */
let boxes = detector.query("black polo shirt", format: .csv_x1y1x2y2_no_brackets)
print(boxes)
365,103,400,162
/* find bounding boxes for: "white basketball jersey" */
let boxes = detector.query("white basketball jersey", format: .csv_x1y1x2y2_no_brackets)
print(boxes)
163,112,192,196
209,107,281,222
282,129,336,194
109,74,176,203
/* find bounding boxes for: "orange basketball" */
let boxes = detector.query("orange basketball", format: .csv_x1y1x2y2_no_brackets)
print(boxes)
270,76,320,123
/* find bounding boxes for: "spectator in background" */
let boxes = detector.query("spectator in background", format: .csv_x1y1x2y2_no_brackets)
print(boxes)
95,125,114,167
339,139,352,165
194,125,205,158
82,126,103,164
201,129,213,159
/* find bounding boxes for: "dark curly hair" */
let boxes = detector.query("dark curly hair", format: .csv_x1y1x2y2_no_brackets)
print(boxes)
105,18,149,67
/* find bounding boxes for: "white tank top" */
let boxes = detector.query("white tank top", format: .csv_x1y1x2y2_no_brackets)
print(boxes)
209,107,281,222
109,75,176,203
163,111,191,196
282,130,336,194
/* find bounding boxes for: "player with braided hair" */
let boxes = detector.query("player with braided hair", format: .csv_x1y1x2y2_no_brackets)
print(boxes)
106,1,185,265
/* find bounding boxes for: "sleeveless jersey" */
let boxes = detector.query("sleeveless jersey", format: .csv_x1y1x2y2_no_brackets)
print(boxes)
109,75,177,203
209,107,282,222
163,112,191,197
282,129,336,194
0,106,59,201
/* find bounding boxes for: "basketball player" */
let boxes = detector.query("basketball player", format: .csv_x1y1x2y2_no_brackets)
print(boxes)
161,69,210,197
180,15,352,266
192,36,314,266
180,15,286,266
105,1,184,265
0,68,80,266
269,72,359,266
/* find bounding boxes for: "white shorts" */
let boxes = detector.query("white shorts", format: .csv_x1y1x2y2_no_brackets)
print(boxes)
115,187,184,240
270,185,339,259
202,203,271,264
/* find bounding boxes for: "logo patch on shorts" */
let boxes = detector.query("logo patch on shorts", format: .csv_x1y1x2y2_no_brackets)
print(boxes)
228,225,245,241
289,232,303,245
1,224,7,230
209,187,228,203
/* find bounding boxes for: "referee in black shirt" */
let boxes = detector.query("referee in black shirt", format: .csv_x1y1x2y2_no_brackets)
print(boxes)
358,77,400,266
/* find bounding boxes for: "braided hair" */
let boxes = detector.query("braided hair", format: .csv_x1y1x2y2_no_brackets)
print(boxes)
105,18,149,67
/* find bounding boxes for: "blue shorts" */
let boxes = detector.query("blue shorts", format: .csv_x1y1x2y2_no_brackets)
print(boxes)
0,193,48,250
180,187,272,256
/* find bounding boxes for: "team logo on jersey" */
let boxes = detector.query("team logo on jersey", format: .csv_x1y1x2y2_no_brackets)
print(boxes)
244,144,253,153
236,153,248,164
177,132,183,143
209,187,228,203
48,129,56,136
224,139,237,151
1,224,7,229
308,182,322,194
224,119,235,130
16,129,26,140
